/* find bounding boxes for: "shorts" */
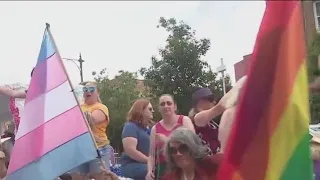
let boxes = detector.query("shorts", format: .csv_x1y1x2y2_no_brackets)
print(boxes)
69,144,112,175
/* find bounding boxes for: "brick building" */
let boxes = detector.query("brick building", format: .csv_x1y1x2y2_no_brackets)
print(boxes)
234,1,319,82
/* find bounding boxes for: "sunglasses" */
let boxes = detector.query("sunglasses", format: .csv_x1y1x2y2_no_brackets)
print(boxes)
83,86,96,93
168,144,189,155
160,101,173,107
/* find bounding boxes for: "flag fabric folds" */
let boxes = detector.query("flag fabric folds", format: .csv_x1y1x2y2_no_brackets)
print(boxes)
6,25,98,180
218,1,312,180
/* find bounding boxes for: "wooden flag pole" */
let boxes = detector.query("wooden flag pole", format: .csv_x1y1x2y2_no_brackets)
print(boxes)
44,23,108,170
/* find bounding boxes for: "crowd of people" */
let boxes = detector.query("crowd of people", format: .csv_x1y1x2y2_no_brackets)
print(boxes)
0,72,245,180
0,72,319,180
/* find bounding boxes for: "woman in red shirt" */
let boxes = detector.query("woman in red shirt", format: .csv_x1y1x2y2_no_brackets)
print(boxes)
161,127,222,180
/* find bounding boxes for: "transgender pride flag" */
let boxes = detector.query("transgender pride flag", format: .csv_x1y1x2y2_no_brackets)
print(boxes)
6,24,98,180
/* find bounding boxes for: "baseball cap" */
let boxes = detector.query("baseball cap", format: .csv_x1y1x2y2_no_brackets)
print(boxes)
192,87,214,107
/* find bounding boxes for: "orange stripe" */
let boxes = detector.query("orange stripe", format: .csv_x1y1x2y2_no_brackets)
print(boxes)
265,3,305,134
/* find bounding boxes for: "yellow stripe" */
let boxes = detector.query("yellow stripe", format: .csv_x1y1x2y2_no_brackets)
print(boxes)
265,63,309,180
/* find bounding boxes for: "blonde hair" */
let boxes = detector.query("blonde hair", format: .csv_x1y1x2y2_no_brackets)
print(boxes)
82,81,102,103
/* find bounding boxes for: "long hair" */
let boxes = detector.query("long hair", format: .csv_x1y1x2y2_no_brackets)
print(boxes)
163,127,207,169
127,99,150,127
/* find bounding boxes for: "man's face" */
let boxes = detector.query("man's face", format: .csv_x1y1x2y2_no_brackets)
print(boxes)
195,99,216,112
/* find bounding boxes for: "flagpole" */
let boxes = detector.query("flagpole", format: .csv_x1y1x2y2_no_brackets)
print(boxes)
44,23,108,170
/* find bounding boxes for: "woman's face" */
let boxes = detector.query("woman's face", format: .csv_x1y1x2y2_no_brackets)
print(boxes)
169,141,194,169
83,84,98,104
142,103,154,122
159,95,176,116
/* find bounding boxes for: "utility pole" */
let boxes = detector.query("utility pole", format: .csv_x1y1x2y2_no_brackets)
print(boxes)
216,58,227,95
63,53,85,83
78,53,84,83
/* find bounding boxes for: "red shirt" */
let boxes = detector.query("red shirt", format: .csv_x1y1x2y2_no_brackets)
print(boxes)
161,154,223,180
194,114,222,155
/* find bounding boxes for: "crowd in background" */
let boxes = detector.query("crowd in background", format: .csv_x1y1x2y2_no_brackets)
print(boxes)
0,73,245,180
0,69,320,180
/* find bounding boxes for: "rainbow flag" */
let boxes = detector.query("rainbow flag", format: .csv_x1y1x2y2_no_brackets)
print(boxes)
6,25,98,180
218,1,312,180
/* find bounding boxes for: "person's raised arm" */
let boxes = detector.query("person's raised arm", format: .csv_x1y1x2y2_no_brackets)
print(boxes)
194,76,246,127
122,123,148,163
194,103,226,127
0,87,26,99
218,107,236,152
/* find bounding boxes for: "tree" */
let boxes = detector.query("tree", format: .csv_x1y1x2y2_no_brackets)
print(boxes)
140,17,231,115
209,75,232,101
308,33,320,123
93,69,141,152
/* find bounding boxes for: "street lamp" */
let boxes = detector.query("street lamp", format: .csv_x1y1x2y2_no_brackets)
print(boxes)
216,58,227,95
63,53,85,83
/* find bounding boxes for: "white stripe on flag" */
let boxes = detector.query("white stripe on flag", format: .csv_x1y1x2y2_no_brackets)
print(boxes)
16,81,78,139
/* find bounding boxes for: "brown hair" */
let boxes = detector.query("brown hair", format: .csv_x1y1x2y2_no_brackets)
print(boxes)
127,99,150,127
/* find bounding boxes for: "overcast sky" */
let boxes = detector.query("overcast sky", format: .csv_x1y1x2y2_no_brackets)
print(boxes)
0,1,265,85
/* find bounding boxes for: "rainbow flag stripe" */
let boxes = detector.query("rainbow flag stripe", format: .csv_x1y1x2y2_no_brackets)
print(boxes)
218,1,312,180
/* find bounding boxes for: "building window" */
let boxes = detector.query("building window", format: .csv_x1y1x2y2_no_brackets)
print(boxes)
314,1,320,31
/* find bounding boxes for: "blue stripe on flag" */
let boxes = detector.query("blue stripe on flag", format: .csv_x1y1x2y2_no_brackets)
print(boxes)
6,132,97,180
37,30,56,63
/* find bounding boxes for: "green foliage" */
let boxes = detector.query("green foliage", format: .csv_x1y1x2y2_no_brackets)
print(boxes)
308,33,320,124
94,69,141,151
140,17,231,115
308,33,320,80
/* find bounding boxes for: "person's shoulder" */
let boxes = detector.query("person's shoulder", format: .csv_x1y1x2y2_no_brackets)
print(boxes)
180,115,192,124
124,122,138,128
93,103,109,115
182,115,191,120
155,119,163,126
94,103,108,109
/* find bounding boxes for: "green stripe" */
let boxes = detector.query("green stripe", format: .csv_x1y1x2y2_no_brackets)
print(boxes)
280,132,313,180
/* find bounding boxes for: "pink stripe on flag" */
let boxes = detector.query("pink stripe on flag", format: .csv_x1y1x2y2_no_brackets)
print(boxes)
8,106,88,174
26,53,67,103
16,81,77,139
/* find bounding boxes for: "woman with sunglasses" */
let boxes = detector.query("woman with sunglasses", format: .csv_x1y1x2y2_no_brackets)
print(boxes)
146,94,195,180
120,99,154,180
70,81,112,180
162,127,222,180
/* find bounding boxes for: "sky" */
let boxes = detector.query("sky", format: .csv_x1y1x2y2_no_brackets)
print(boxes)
0,1,265,85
